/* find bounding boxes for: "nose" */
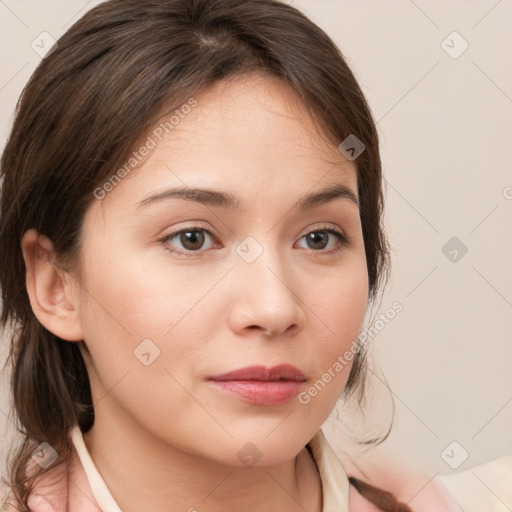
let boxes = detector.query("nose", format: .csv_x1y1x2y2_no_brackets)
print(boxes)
228,245,305,339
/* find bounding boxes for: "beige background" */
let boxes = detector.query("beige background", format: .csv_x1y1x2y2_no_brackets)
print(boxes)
1,0,511,483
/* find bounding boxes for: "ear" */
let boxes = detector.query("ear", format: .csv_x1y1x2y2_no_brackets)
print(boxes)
21,228,84,342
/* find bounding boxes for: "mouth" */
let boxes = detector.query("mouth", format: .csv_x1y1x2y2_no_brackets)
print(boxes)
207,364,306,406
208,364,306,382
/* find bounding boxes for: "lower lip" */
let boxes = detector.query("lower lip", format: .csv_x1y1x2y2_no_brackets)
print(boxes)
209,380,304,406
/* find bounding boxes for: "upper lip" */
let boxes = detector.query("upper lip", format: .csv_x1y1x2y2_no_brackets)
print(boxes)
208,364,306,382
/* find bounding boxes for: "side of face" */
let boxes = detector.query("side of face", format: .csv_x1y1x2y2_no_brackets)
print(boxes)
23,73,369,466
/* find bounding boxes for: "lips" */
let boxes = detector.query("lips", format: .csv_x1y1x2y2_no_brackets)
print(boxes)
207,364,306,406
208,364,306,382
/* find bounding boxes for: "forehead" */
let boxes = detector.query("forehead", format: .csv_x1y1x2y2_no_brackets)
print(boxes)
98,73,358,211
158,74,345,163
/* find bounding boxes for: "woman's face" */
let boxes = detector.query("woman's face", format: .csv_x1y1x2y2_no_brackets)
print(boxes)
74,73,369,465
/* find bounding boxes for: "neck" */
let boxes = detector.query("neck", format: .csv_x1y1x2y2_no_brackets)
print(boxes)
82,405,322,512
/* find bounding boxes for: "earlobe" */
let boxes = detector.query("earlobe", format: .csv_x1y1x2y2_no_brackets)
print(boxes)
21,228,84,342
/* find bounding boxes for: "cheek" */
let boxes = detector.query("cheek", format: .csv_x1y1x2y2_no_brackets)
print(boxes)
302,260,368,402
81,235,219,334
331,273,368,347
312,256,368,348
77,242,227,389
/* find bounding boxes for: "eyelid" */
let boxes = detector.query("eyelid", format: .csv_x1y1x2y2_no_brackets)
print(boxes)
300,222,346,238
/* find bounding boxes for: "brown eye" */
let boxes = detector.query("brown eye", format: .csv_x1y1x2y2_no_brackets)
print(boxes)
296,227,349,253
304,231,329,250
161,227,216,255
178,230,206,251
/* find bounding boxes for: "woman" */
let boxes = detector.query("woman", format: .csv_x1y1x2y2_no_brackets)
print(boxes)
0,0,481,510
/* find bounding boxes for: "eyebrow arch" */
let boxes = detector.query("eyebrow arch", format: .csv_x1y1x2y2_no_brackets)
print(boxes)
135,183,359,211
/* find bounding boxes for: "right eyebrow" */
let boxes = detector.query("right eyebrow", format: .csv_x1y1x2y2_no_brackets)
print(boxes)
135,187,240,211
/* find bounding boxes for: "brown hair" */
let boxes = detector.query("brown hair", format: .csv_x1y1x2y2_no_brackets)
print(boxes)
0,0,396,509
349,477,413,511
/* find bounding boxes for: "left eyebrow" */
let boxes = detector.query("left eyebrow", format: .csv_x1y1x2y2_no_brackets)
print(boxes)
135,183,359,211
295,184,359,210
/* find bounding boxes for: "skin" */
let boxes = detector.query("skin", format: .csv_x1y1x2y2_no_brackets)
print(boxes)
22,73,369,512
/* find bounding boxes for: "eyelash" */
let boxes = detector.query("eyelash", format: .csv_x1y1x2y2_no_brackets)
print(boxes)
159,224,350,257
